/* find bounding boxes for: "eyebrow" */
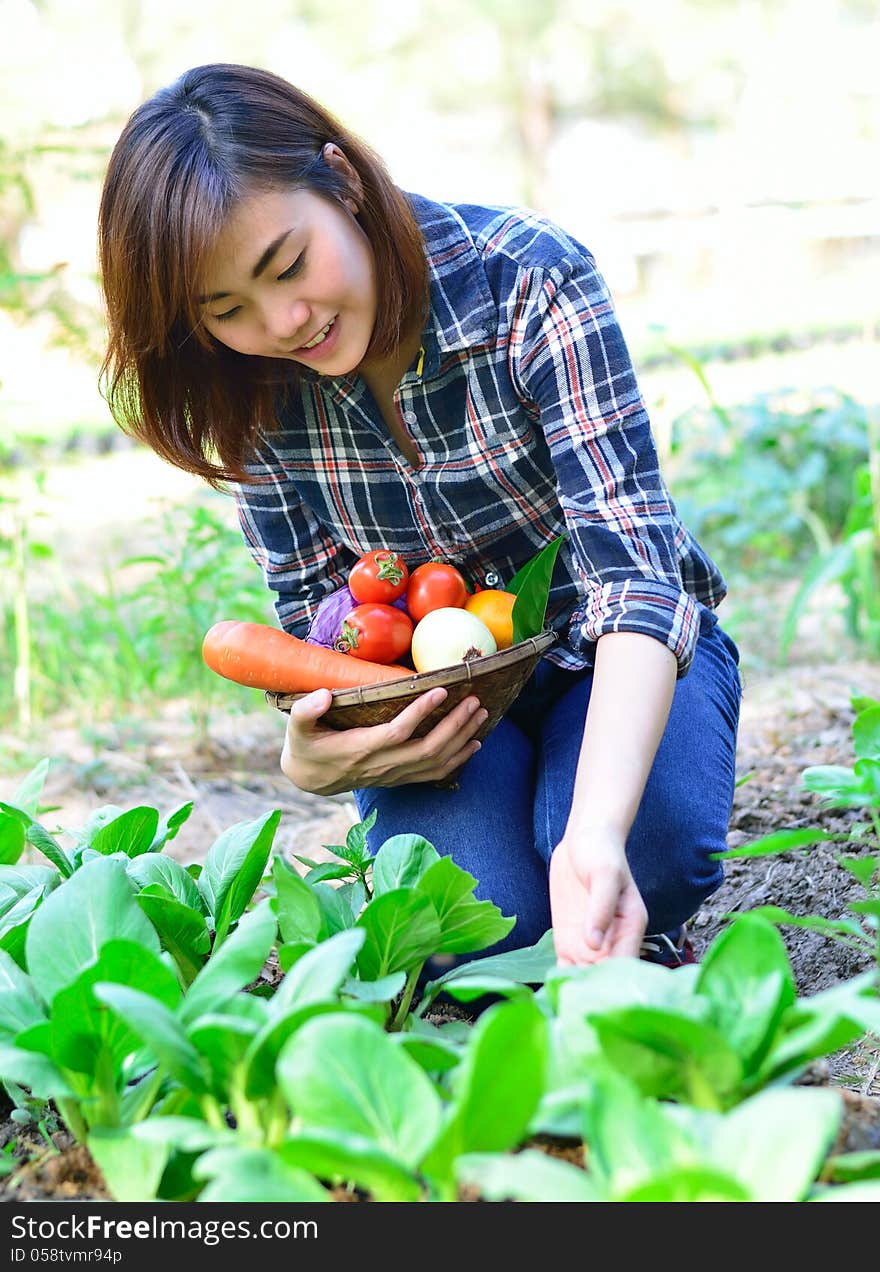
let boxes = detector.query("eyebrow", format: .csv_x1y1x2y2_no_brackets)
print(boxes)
198,228,296,303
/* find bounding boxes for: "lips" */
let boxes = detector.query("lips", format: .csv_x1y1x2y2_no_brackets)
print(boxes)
296,316,336,351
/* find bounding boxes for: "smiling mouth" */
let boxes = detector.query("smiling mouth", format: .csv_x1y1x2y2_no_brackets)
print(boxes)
296,316,337,351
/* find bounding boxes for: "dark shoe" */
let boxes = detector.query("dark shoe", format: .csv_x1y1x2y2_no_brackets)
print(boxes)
640,924,697,968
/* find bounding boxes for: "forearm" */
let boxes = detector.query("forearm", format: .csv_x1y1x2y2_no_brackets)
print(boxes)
564,631,677,842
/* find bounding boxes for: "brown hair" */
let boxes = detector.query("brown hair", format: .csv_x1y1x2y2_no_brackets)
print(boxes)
98,63,429,486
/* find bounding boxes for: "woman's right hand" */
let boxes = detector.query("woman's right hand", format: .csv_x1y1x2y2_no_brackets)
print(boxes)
280,686,489,796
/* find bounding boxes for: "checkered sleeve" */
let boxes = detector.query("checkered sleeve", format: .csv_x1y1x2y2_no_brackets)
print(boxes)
510,251,702,677
231,444,358,639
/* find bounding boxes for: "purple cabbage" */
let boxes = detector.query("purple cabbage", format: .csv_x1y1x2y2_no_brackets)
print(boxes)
306,583,409,650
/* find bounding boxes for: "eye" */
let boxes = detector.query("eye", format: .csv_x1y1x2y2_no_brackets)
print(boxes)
214,306,241,323
278,251,305,281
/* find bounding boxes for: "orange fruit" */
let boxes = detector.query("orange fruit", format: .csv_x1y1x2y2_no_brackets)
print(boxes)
464,589,516,650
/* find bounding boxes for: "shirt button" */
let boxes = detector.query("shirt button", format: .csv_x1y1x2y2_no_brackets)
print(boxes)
485,571,501,588
402,410,417,424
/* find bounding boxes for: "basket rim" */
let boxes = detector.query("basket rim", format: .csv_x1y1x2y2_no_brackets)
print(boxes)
267,627,558,710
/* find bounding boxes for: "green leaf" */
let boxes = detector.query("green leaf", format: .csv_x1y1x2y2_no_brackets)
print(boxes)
853,705,880,761
24,822,73,877
189,1012,263,1094
837,853,880,888
430,929,557,991
415,857,515,953
696,914,796,1072
178,901,276,1028
340,972,407,1003
0,805,72,877
393,1029,464,1075
355,889,442,980
87,1128,171,1202
0,947,45,1042
0,865,57,918
581,1070,701,1197
279,1131,421,1202
717,827,834,860
590,1007,744,1104
271,855,323,944
127,855,204,912
422,998,547,1187
0,814,25,866
199,811,280,944
134,889,211,987
26,858,160,1005
621,1167,751,1202
270,928,366,1016
243,1002,344,1100
11,759,51,817
93,984,207,1094
456,1150,598,1201
277,1014,442,1169
802,765,875,808
312,881,356,935
90,808,160,859
508,533,566,642
49,940,181,1077
0,1043,74,1101
822,1151,880,1183
148,802,194,853
710,1088,841,1201
371,833,440,897
747,905,868,943
193,1147,329,1202
132,1116,235,1155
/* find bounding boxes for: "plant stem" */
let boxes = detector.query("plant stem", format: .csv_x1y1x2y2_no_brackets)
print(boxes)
199,1095,227,1132
264,1089,290,1150
55,1097,88,1144
391,966,423,1031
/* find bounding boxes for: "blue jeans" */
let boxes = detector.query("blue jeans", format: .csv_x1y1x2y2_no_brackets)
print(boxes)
354,605,742,971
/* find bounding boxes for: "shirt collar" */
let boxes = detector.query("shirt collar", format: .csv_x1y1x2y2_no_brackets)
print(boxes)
404,190,499,354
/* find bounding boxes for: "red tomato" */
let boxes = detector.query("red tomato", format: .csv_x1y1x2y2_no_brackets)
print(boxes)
349,550,409,604
406,561,469,623
336,603,414,664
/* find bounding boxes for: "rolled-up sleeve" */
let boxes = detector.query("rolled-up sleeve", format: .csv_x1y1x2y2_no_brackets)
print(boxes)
511,252,702,678
232,442,357,639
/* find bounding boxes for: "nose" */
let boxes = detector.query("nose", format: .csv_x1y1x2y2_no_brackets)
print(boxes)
263,297,310,347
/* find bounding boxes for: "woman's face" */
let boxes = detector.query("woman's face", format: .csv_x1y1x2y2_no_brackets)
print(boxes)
199,179,377,375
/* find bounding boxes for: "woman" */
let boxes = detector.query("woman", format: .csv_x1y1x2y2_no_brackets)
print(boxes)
98,63,742,971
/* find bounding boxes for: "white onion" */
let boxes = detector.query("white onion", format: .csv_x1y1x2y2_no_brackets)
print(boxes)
411,607,497,673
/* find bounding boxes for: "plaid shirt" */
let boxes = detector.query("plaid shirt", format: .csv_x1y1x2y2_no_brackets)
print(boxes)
233,192,727,677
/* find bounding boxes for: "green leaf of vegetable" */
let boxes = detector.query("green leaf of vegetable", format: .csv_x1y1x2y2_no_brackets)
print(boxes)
508,533,567,643
271,855,324,944
178,901,276,1028
371,834,440,897
26,857,160,1005
90,807,160,859
415,856,515,954
200,811,280,945
355,889,442,980
277,1014,442,1169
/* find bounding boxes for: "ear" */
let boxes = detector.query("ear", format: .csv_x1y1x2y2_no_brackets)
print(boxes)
322,142,364,210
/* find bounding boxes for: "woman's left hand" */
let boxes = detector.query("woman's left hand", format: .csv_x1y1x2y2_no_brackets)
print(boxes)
549,832,647,965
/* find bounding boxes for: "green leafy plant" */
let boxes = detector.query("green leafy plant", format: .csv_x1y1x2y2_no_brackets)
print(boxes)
718,692,880,968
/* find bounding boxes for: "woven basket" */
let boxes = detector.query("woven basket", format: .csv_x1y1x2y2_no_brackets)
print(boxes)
266,628,558,788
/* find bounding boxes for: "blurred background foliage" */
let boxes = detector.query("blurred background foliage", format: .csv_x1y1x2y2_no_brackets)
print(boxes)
0,0,879,742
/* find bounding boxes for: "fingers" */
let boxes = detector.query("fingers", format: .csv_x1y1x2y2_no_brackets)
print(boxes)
288,688,333,733
583,867,624,953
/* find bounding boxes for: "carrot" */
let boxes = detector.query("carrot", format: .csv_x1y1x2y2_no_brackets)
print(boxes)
202,620,412,693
